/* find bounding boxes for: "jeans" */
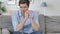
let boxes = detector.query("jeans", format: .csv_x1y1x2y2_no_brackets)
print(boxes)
13,31,42,34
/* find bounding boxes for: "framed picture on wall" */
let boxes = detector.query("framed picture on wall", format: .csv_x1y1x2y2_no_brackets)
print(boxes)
7,0,16,4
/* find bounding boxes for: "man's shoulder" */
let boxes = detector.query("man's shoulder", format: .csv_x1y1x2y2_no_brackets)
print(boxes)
12,10,19,16
13,10,20,14
30,10,38,15
29,10,35,14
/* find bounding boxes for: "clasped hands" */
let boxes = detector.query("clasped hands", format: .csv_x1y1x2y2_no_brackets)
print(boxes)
24,10,32,20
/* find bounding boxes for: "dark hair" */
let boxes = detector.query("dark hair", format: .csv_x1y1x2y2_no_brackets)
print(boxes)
19,0,30,7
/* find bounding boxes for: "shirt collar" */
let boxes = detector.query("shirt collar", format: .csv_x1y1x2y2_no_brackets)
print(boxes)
18,10,22,17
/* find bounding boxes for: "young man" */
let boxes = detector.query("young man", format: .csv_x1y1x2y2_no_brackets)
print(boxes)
12,0,42,34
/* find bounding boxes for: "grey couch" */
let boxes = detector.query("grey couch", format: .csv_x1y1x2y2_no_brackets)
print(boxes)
0,15,60,34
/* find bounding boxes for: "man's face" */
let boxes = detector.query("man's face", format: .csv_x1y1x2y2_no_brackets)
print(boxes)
20,3,29,13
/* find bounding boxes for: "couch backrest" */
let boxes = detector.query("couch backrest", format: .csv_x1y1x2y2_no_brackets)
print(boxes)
45,16,60,33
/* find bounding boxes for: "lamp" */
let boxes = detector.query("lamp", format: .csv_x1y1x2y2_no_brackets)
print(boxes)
41,2,47,7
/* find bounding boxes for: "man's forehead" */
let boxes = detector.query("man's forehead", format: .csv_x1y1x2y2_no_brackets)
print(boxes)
20,3,27,6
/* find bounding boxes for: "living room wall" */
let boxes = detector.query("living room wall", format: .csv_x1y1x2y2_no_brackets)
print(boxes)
1,0,60,16
0,0,43,15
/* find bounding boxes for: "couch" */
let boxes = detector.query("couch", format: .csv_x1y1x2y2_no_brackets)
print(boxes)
45,16,60,34
0,15,60,34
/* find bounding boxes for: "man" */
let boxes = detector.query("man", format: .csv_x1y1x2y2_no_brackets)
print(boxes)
12,0,42,34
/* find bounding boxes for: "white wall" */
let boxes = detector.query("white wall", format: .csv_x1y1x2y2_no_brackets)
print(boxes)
45,0,60,16
1,0,60,16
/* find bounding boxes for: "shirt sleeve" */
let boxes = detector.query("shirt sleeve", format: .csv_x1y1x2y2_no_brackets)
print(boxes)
33,13,40,26
12,13,18,31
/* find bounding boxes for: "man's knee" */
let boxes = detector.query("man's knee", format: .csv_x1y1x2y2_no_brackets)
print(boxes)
13,31,22,34
31,31,42,34
2,28,10,34
35,31,42,34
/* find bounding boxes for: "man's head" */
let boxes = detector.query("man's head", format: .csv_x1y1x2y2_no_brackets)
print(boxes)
19,0,30,13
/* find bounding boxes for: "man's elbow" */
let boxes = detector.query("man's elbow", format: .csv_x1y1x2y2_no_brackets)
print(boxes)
34,26,40,31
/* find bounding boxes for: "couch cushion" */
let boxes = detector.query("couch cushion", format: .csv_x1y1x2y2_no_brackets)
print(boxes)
46,16,60,33
1,15,13,33
2,28,10,34
38,15,45,32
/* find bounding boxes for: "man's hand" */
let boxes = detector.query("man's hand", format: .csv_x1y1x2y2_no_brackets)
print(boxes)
24,11,29,20
28,11,32,19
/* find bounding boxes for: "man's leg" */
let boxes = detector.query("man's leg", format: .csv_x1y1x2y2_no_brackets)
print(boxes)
13,31,22,34
31,31,42,34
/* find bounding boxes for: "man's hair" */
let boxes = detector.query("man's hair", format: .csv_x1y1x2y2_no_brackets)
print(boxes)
19,0,30,7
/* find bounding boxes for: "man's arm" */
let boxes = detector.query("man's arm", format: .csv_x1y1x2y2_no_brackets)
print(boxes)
29,12,40,31
16,18,27,31
12,14,18,31
16,11,29,31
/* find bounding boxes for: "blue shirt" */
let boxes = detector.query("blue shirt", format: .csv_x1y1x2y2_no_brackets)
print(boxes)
12,10,39,34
